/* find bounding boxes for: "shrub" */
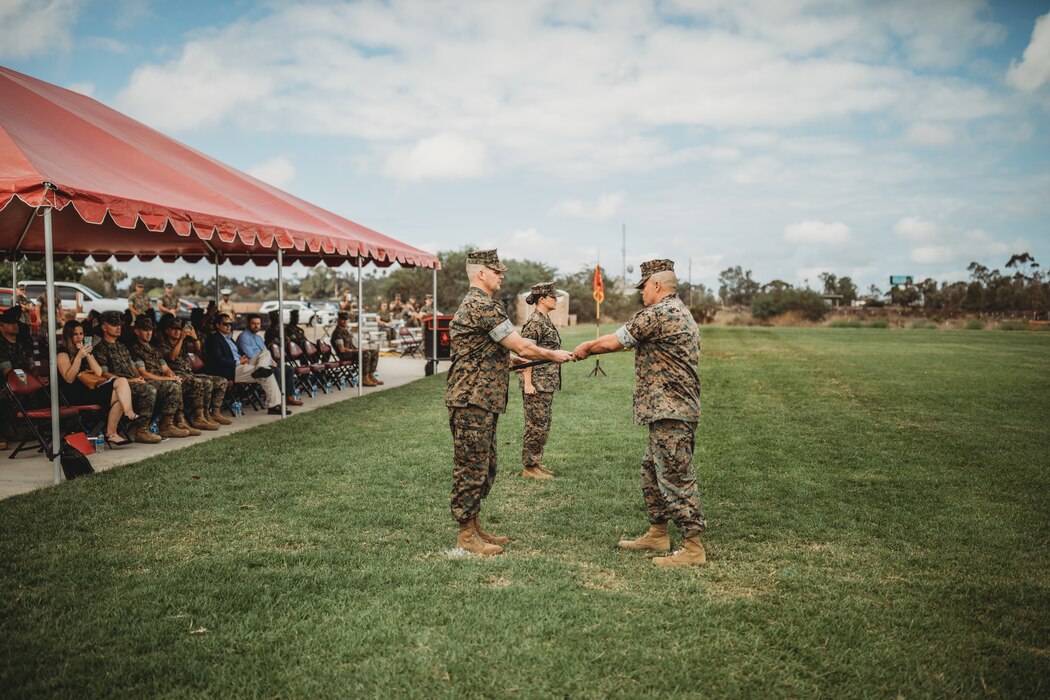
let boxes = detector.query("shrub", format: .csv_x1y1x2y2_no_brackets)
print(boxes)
866,319,889,329
751,289,828,322
998,321,1028,331
828,319,863,328
964,319,984,330
911,319,938,330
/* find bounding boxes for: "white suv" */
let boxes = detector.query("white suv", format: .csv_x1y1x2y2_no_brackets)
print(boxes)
257,300,337,326
20,281,128,317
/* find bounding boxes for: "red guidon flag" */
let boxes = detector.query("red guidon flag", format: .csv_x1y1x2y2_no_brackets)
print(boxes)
592,264,605,304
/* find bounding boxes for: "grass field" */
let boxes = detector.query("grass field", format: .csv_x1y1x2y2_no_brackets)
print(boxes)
1,327,1048,697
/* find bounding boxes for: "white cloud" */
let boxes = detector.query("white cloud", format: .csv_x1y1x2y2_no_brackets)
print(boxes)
383,133,489,182
894,216,940,242
552,192,624,220
785,220,851,245
479,227,552,263
0,0,79,59
116,43,273,131
246,156,296,189
1007,12,1050,92
904,122,955,146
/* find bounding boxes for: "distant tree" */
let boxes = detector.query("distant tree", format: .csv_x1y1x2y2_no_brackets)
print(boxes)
836,276,857,305
762,279,793,293
1,257,85,286
176,275,209,297
819,272,837,295
751,288,828,321
718,266,760,305
80,262,127,296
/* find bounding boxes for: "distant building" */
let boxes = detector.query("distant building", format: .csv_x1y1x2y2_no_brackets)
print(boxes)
821,293,844,307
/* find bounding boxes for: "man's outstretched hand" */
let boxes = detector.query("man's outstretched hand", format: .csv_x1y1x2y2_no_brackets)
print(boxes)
572,342,591,360
550,349,575,364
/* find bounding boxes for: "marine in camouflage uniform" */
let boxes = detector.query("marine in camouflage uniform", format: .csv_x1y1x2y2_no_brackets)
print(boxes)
574,258,706,567
127,319,194,437
519,282,563,477
332,314,379,385
158,287,180,316
0,309,38,441
156,327,226,425
127,287,153,321
93,333,159,429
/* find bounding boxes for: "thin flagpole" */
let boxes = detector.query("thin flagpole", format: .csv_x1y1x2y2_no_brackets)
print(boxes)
277,248,286,418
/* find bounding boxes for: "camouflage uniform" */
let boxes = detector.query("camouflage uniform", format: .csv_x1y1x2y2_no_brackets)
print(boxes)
331,325,378,376
0,331,36,439
15,293,32,325
615,291,706,538
520,309,562,468
446,284,514,524
128,291,153,319
36,293,62,333
156,336,226,413
159,291,180,314
93,338,160,422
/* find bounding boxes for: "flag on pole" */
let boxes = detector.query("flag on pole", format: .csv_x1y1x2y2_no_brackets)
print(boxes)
592,264,605,304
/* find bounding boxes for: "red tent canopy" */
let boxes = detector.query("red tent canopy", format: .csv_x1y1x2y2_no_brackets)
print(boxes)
0,66,438,269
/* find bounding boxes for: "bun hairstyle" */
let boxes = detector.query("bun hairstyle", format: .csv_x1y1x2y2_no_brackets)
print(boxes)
525,293,539,305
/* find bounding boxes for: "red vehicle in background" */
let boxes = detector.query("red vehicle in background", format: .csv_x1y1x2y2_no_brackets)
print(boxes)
0,287,40,332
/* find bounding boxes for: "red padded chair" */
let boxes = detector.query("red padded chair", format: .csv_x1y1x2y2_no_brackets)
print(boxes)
4,369,83,459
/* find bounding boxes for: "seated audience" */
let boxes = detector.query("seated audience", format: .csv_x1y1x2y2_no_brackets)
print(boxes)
91,311,163,444
236,313,300,404
332,311,382,387
1,306,45,449
155,316,229,430
204,314,291,415
127,315,196,437
57,320,137,447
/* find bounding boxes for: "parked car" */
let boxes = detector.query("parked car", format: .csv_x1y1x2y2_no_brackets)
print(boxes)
0,287,41,331
19,281,127,317
257,300,336,326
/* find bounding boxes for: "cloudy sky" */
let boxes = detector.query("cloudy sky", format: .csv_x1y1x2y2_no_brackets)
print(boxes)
2,0,1049,292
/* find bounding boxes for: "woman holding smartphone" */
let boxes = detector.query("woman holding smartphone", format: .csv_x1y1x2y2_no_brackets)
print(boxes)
57,320,137,447
520,282,565,479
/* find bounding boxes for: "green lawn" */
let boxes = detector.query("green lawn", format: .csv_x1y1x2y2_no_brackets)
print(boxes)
2,327,1048,697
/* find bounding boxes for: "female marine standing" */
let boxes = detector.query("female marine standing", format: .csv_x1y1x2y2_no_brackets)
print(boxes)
520,282,564,479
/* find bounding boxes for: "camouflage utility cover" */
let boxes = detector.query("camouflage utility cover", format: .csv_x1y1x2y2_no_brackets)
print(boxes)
519,310,561,392
615,293,700,424
93,338,138,378
446,287,514,413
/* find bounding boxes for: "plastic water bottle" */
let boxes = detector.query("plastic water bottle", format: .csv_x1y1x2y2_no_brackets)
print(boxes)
293,386,301,402
231,399,243,416
308,384,317,398
95,433,105,453
325,378,333,393
149,418,159,434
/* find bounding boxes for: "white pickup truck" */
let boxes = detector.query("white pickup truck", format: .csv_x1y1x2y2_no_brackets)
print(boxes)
20,281,129,317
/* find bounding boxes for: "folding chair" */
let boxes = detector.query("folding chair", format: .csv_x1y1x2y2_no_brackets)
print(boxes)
317,339,358,387
302,340,338,391
397,326,423,358
4,369,85,459
271,343,315,398
287,341,329,394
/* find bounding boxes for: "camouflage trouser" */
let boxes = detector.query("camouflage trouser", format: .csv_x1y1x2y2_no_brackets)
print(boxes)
449,405,499,524
338,350,378,377
641,419,706,538
522,391,554,468
147,380,181,418
128,381,157,426
174,372,227,412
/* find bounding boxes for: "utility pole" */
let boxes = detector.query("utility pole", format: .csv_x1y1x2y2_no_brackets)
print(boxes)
689,257,693,307
621,223,626,291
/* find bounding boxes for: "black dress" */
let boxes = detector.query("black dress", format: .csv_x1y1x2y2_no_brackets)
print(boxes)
58,351,115,409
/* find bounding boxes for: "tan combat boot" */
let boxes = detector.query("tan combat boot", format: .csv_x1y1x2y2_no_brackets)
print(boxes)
158,416,190,438
522,466,553,479
652,536,707,568
372,374,384,385
456,521,503,555
174,413,201,436
361,376,378,387
134,423,162,444
473,516,510,545
210,408,233,426
192,411,219,431
537,464,554,476
617,523,671,551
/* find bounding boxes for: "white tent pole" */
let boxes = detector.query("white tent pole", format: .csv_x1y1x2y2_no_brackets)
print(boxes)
214,260,220,305
277,249,286,418
432,266,438,370
10,261,16,297
43,207,61,484
357,255,363,397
